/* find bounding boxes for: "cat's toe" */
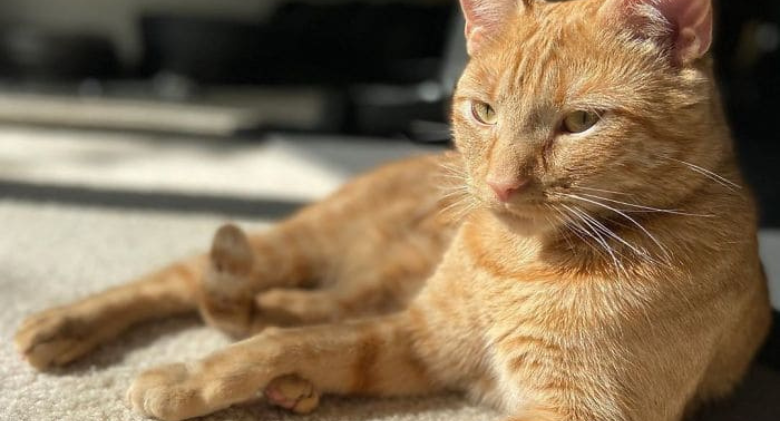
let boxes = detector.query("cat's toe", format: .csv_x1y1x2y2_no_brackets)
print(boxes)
14,308,94,370
128,363,204,421
264,374,320,414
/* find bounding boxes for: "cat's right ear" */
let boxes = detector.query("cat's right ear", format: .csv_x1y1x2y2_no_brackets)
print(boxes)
459,0,519,56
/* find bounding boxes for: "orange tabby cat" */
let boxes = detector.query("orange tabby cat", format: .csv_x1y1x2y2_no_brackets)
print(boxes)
15,0,772,420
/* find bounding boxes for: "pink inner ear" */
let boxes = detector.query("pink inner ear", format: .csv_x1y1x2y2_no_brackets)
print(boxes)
601,0,714,63
459,0,518,55
654,0,713,60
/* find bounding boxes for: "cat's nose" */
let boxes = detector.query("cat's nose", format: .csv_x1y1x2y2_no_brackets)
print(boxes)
487,178,528,202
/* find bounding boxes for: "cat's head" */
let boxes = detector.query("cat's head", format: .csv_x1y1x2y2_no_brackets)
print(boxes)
452,0,728,234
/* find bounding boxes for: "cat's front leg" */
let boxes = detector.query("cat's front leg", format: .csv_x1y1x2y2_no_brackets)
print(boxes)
15,257,203,370
128,312,439,421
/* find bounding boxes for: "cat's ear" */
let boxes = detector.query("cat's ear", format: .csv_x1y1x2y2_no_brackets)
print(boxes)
459,0,520,56
600,0,714,65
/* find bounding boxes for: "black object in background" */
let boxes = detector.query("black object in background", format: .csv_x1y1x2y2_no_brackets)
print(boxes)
140,3,452,86
715,0,780,227
0,27,119,81
138,2,455,137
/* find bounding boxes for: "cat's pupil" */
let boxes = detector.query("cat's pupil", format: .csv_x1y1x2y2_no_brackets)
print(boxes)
471,101,498,125
563,111,599,133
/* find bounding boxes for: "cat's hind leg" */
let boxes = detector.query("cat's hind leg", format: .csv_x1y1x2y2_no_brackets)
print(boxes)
200,155,458,336
198,222,350,334
203,220,446,333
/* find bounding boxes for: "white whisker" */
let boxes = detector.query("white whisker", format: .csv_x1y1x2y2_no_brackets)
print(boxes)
553,207,608,259
577,193,712,217
568,206,648,258
562,204,628,276
575,186,635,197
561,193,673,261
545,205,576,253
663,157,742,191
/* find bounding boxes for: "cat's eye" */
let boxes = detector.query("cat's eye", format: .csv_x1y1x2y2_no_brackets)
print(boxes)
471,101,498,126
562,111,600,134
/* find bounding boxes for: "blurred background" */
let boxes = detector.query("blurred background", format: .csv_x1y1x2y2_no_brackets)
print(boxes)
0,2,777,273
0,1,777,216
0,0,463,217
0,0,462,138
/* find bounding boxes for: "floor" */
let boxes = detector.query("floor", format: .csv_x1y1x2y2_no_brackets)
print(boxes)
0,125,778,421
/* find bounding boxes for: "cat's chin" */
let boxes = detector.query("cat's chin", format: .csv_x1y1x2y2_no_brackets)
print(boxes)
489,205,555,236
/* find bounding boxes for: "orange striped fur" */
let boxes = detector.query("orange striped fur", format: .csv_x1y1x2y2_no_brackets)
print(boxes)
15,1,771,420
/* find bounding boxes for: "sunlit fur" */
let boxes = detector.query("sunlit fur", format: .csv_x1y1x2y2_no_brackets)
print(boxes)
454,0,729,238
15,1,771,421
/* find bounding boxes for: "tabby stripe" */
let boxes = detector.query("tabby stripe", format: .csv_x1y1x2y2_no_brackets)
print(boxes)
351,329,383,393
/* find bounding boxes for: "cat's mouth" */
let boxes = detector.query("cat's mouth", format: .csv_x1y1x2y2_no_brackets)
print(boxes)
486,201,560,235
488,200,550,220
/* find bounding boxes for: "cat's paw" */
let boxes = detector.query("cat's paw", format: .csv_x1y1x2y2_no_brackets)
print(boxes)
127,363,205,421
14,307,96,370
264,374,320,414
198,224,257,337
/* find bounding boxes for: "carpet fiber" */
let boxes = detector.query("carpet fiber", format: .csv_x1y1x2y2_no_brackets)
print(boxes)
1,200,778,421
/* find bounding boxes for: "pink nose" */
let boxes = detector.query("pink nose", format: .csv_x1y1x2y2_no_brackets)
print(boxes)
487,178,528,202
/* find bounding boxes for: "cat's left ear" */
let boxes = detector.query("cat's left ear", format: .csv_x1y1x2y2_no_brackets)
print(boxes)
460,0,520,56
600,0,714,65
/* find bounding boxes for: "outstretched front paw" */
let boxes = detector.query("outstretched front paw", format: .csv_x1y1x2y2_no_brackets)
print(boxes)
15,307,97,370
127,363,206,421
265,374,320,414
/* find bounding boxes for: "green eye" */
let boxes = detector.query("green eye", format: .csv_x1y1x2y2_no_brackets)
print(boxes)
471,101,498,125
562,111,600,133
